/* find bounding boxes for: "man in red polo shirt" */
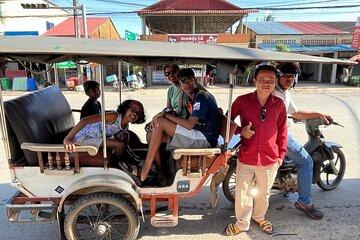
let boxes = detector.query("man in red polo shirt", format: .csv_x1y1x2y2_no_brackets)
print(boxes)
224,65,287,236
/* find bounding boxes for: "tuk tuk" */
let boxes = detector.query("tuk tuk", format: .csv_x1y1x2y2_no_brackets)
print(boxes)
0,36,353,239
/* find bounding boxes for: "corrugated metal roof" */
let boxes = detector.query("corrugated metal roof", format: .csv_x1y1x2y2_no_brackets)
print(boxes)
43,17,109,37
245,21,356,35
258,43,357,52
246,22,300,35
319,22,355,34
281,22,344,34
136,0,257,14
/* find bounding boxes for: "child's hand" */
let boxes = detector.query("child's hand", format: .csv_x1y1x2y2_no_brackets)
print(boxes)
64,139,77,152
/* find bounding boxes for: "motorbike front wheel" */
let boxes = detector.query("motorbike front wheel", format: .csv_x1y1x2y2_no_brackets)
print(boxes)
64,192,140,240
317,148,346,191
222,162,236,203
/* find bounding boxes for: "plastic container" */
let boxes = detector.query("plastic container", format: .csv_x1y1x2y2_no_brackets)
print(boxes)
27,78,36,91
66,77,79,90
12,77,27,91
0,78,11,90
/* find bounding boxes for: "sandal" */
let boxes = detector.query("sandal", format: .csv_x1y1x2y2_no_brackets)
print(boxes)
258,220,273,235
118,162,142,186
294,202,323,220
223,223,244,236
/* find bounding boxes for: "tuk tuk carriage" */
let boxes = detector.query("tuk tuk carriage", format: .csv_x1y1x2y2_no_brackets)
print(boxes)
0,36,353,239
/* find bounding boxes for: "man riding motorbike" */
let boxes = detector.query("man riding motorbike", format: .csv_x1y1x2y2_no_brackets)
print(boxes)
272,62,332,220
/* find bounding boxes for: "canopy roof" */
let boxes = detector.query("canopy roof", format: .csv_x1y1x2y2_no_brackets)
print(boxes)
0,37,355,70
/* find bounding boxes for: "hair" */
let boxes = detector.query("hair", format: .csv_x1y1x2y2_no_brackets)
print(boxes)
163,64,180,74
117,99,146,124
276,62,301,75
177,68,195,82
276,62,300,89
83,80,100,94
254,65,278,79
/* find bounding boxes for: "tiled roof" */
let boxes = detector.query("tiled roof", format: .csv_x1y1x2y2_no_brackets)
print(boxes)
136,0,257,14
246,21,356,35
43,17,109,37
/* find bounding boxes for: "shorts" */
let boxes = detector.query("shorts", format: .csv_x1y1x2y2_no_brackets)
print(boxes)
167,124,210,150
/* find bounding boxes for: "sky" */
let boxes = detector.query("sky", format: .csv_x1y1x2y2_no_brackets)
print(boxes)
51,0,360,37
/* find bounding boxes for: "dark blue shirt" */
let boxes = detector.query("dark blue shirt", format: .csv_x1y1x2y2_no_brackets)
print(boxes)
191,91,221,147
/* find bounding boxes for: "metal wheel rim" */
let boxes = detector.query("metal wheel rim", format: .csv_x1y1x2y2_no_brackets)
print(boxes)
319,152,343,188
74,203,131,239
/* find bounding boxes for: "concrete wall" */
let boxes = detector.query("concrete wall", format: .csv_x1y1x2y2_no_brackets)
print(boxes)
0,0,69,36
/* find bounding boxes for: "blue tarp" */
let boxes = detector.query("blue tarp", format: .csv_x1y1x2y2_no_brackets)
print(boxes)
258,44,357,52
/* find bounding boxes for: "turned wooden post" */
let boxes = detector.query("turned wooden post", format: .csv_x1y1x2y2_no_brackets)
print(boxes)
64,152,70,170
48,152,54,170
56,152,62,170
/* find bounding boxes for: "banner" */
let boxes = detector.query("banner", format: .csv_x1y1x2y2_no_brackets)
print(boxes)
351,17,360,49
168,34,218,44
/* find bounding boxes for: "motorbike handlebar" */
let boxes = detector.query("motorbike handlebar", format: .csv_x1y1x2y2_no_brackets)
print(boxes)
289,116,344,128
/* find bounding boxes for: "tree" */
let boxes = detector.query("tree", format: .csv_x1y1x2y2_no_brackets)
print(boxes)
275,43,290,52
257,14,276,22
264,14,276,22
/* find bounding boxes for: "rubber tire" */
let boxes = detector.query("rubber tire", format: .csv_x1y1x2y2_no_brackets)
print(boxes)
64,192,140,240
317,148,346,191
222,162,237,203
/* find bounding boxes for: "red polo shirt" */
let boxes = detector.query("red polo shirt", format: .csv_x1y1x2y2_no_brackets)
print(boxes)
231,91,287,166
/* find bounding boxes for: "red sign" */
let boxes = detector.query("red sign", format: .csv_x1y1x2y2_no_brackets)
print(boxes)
351,17,360,49
168,34,218,44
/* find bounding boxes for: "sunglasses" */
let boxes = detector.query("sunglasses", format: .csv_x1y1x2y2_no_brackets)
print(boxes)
164,69,178,76
260,107,267,122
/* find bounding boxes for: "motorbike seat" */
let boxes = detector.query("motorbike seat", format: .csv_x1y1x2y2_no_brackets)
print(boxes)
281,158,297,168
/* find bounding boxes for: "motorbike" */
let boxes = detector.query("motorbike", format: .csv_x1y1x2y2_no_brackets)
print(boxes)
222,117,346,202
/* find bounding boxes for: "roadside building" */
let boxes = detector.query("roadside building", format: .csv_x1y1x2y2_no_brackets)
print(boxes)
242,21,358,83
0,0,70,79
0,0,69,37
43,17,121,86
135,0,257,85
43,17,120,39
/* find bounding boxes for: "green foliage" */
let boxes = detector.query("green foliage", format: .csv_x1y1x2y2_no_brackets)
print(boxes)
275,43,290,52
345,76,360,87
265,15,276,22
256,14,276,22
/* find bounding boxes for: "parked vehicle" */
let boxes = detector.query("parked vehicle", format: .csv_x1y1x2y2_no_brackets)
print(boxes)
126,74,145,90
222,117,346,202
0,36,353,239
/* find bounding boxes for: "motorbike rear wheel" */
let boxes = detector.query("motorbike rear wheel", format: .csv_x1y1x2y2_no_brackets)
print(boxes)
222,162,236,203
317,148,346,191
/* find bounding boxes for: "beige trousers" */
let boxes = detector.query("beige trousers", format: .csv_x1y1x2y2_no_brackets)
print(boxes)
234,161,279,230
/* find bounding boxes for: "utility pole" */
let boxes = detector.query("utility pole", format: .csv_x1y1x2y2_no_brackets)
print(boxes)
73,0,83,83
73,0,79,38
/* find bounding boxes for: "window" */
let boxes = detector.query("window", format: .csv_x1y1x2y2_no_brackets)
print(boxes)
46,21,54,30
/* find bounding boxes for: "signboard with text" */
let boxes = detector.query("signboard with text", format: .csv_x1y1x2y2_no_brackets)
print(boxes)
351,17,360,49
125,30,137,41
168,34,218,44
